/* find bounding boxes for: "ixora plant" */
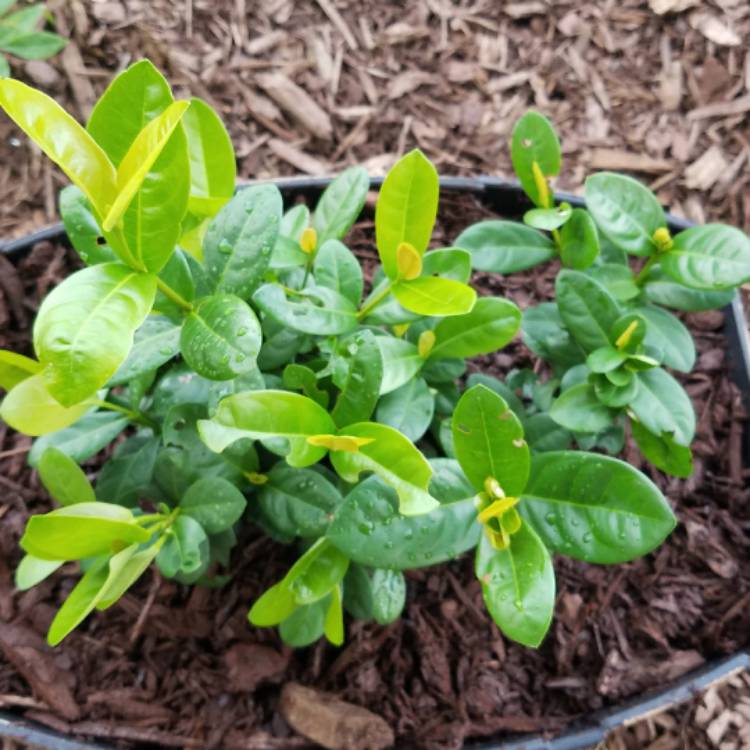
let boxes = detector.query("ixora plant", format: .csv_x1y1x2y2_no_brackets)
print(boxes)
0,1,66,78
0,63,748,651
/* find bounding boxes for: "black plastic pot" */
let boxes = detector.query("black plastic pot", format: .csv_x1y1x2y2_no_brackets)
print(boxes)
1,177,749,750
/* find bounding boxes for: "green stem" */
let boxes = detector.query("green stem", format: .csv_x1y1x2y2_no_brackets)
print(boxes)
156,278,193,312
94,399,157,429
635,255,659,286
109,225,145,272
302,261,312,289
357,281,393,320
551,228,562,252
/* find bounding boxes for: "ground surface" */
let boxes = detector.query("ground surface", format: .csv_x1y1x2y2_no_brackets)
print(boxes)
0,0,749,748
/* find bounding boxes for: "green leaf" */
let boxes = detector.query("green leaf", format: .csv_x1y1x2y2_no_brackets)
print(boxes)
662,224,750,290
1,374,96,436
157,514,208,578
38,447,95,506
550,383,617,433
313,239,363,306
283,364,329,408
343,565,405,625
279,597,329,647
631,420,693,478
203,184,283,298
456,220,555,274
327,473,480,569
180,476,247,533
641,267,734,311
635,305,695,372
376,336,422,395
28,411,128,468
323,586,344,646
21,503,150,561
630,368,695,446
376,376,434,442
560,208,599,269
523,413,572,452
0,30,66,59
0,78,116,217
312,165,369,244
392,276,476,316
253,283,357,336
182,97,235,208
16,554,62,591
556,269,620,353
96,435,160,506
198,390,335,467
587,346,627,373
592,372,638,408
429,297,520,361
0,54,7,78
329,421,438,515
588,263,639,301
585,172,665,256
375,149,439,279
522,303,585,371
248,582,297,626
524,205,571,231
331,330,383,428
109,315,180,385
511,111,561,207
283,539,349,606
95,539,163,610
475,525,555,648
281,204,310,240
155,250,196,320
257,465,343,540
0,349,40,390
421,247,472,282
1,5,45,31
452,384,530,495
33,263,156,406
150,362,214,418
180,294,261,380
59,186,114,266
520,450,676,562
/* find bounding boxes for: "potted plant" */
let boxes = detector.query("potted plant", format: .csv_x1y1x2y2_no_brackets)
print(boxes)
0,60,748,749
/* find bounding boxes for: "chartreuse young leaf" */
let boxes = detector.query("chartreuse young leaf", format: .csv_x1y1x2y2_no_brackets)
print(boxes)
630,368,695,446
451,384,530,496
38,447,95,506
635,305,695,372
456,220,555,274
641,267,734,311
203,184,283,299
631,420,693,478
16,555,63,592
375,149,439,279
376,336,422,395
510,112,560,208
524,204,571,231
376,376,434,442
33,263,156,406
0,78,117,217
180,294,261,380
95,540,164,610
392,276,476,316
59,186,115,266
180,476,247,534
182,97,235,216
550,383,617,433
585,172,665,257
429,297,520,361
560,208,599,269
520,451,676,562
331,330,382,428
198,390,336,468
0,349,40,390
109,316,180,385
20,502,150,561
661,224,750,291
312,165,369,244
1,374,96,436
421,247,472,282
475,525,554,648
313,239,363,306
329,422,439,515
556,269,620,353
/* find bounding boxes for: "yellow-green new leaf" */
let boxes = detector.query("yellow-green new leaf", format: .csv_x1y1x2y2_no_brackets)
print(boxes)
33,263,157,406
0,78,116,217
0,349,40,390
16,554,63,591
392,277,476,316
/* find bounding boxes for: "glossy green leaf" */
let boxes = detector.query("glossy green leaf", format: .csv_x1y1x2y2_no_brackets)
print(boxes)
375,149,439,279
392,276,476,316
588,263,639,302
585,172,665,256
281,204,310,240
198,390,336,467
560,208,599,269
329,421,438,515
38,447,95,506
592,372,638,408
523,413,572,452
429,297,520,361
95,539,163,610
96,435,160,507
635,305,695,372
0,78,116,217
630,368,695,446
522,303,585,371
313,239,363,305
180,294,261,380
521,450,676,562
0,349,40,390
323,586,344,646
1,374,96,436
203,184,283,298
283,539,349,606
523,204,571,231
376,376,434,442
149,363,214,418
155,250,196,320
550,383,617,433
452,384,530,495
475,525,555,648
421,247,472,282
15,554,62,591
283,363,329,408
312,165,369,244
510,111,560,207
662,224,750,291
456,220,555,274
278,597,329,647
109,315,180,385
21,502,150,561
180,476,247,534
253,283,357,336
331,330,382,427
157,514,208,578
631,420,693,478
33,263,156,406
556,269,620,353
376,336,422,395
59,186,114,266
587,346,626,373
248,582,297,627
641,267,734,311
343,565,406,625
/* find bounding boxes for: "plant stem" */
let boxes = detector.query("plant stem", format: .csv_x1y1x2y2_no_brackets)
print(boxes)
156,278,193,312
109,225,145,272
635,255,659,286
94,399,157,429
357,281,393,320
551,228,562,252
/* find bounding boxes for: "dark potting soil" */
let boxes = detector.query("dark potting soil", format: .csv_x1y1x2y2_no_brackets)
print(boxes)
0,191,749,750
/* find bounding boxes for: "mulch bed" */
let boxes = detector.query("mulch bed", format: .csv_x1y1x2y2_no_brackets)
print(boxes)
0,190,748,750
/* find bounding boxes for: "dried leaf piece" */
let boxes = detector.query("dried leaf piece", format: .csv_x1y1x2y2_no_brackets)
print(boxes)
684,145,729,190
688,12,741,46
648,0,698,13
256,73,333,140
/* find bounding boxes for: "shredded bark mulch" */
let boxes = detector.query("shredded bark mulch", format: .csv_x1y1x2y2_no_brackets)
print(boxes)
0,191,748,750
